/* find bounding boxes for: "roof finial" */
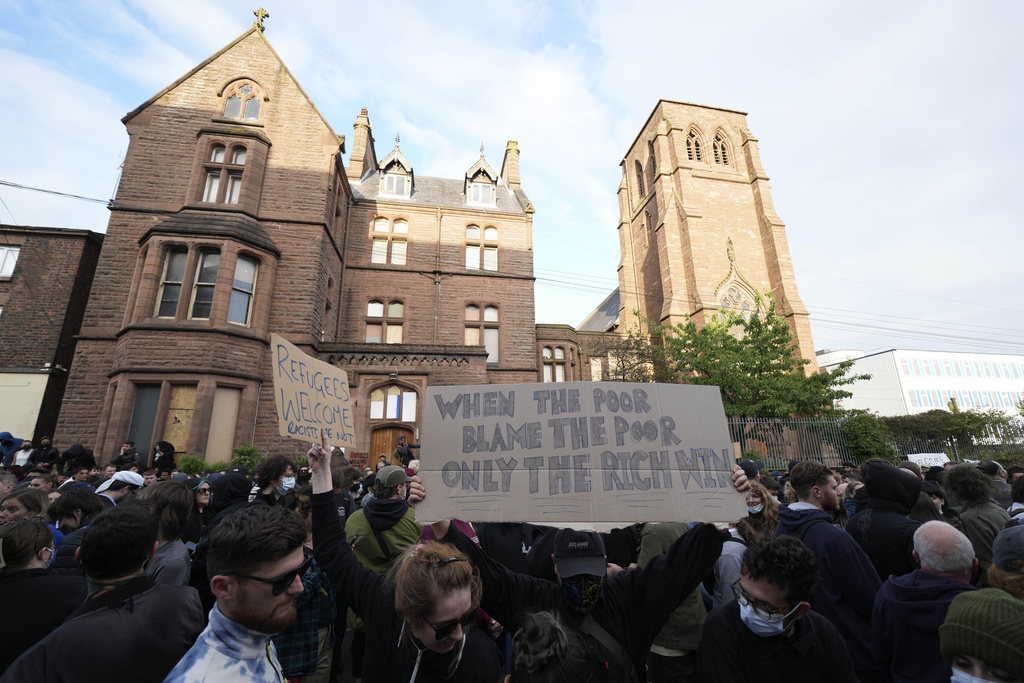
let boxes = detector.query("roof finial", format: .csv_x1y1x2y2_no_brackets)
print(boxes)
253,7,269,32
395,131,400,148
480,141,485,157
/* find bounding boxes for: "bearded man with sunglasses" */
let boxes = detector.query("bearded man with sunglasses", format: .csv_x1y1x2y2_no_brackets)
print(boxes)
696,535,857,682
165,504,309,683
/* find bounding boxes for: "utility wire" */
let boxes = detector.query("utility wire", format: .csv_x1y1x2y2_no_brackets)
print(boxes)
5,178,1020,353
0,180,109,205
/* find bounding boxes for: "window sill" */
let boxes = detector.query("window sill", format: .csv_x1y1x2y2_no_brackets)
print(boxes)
211,117,264,128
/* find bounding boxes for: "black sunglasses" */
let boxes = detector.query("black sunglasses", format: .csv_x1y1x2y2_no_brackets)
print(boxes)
224,555,312,596
422,605,478,640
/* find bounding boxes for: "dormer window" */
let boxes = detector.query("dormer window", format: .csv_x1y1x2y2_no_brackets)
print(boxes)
383,174,408,196
377,138,414,198
464,153,498,206
470,182,494,205
222,82,261,121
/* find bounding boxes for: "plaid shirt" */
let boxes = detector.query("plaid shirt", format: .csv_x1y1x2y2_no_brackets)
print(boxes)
272,554,336,676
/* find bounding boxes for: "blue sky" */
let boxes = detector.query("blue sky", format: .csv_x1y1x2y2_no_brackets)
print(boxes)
2,0,1022,358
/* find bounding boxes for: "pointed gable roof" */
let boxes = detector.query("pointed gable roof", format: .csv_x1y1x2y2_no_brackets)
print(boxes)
465,155,498,183
378,144,413,174
121,26,339,141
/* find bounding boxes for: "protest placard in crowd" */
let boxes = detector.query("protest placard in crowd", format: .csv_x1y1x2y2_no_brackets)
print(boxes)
908,452,950,467
415,381,745,523
269,334,355,449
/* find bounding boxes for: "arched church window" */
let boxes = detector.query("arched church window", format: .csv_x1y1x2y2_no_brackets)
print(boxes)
713,133,730,165
223,82,261,121
686,130,703,162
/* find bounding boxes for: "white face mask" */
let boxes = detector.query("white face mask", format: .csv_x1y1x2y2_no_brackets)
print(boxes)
739,601,800,637
747,503,764,514
950,669,987,683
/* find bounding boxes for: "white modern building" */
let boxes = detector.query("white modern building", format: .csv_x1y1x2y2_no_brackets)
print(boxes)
819,349,1024,416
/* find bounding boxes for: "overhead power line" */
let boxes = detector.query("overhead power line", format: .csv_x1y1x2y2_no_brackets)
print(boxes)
0,180,109,205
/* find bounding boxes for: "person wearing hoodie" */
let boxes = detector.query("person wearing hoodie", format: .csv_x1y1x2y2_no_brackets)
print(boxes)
872,521,977,683
28,437,59,471
848,461,923,580
57,444,95,476
187,472,255,623
0,432,24,468
153,440,176,478
776,461,884,683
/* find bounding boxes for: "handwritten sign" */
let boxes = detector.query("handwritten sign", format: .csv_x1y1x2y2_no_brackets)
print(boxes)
270,334,355,449
415,382,745,524
908,453,950,468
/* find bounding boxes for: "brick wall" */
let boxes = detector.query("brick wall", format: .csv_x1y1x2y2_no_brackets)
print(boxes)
0,227,102,441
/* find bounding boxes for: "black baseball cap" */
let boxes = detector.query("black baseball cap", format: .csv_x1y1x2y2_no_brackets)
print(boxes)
739,460,763,480
553,529,606,577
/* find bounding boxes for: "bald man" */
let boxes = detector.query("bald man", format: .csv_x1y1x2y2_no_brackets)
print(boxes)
872,521,977,683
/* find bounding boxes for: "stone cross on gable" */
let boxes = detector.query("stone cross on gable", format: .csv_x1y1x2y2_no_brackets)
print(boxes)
253,7,269,32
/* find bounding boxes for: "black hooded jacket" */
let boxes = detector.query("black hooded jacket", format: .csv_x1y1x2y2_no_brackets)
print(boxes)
188,473,253,623
847,462,922,580
58,444,95,474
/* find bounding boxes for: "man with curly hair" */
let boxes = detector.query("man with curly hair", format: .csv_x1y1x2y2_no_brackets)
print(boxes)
944,464,1010,587
696,535,857,682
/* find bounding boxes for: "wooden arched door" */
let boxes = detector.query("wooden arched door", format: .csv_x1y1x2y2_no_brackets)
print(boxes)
370,426,414,467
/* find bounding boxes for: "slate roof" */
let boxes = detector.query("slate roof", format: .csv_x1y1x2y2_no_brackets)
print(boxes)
141,211,280,255
352,174,532,214
577,287,620,331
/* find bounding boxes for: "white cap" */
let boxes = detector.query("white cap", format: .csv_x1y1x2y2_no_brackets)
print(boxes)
96,471,145,493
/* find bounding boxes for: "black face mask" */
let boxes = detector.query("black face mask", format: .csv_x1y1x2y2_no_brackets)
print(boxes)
559,574,603,612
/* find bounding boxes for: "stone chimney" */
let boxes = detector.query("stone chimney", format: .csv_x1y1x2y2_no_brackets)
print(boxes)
500,141,520,190
347,108,378,181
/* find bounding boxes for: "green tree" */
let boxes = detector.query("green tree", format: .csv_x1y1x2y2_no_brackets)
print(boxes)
653,295,866,418
841,412,898,463
881,408,1016,459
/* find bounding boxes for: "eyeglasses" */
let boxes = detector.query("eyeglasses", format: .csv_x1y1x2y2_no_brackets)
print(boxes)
422,605,478,640
197,488,211,494
730,579,800,621
224,555,312,596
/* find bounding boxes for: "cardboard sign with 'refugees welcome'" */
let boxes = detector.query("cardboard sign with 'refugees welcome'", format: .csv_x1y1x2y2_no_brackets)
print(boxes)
270,334,356,449
414,382,745,524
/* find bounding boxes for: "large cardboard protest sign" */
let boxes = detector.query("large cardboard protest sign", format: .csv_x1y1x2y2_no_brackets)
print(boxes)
270,334,355,449
415,382,745,524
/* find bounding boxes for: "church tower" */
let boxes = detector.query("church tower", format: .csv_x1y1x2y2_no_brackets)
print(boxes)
616,100,817,370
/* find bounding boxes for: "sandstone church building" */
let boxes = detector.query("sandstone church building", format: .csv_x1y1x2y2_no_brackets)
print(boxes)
53,17,816,463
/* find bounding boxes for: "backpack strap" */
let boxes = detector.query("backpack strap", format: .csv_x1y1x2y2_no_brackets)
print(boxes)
370,526,396,563
725,536,748,547
580,613,638,683
793,517,827,541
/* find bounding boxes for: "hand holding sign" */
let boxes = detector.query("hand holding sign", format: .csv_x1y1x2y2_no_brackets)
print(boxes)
308,429,331,494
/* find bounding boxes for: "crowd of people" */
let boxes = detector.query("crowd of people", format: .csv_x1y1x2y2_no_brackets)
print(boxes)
0,429,1022,682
